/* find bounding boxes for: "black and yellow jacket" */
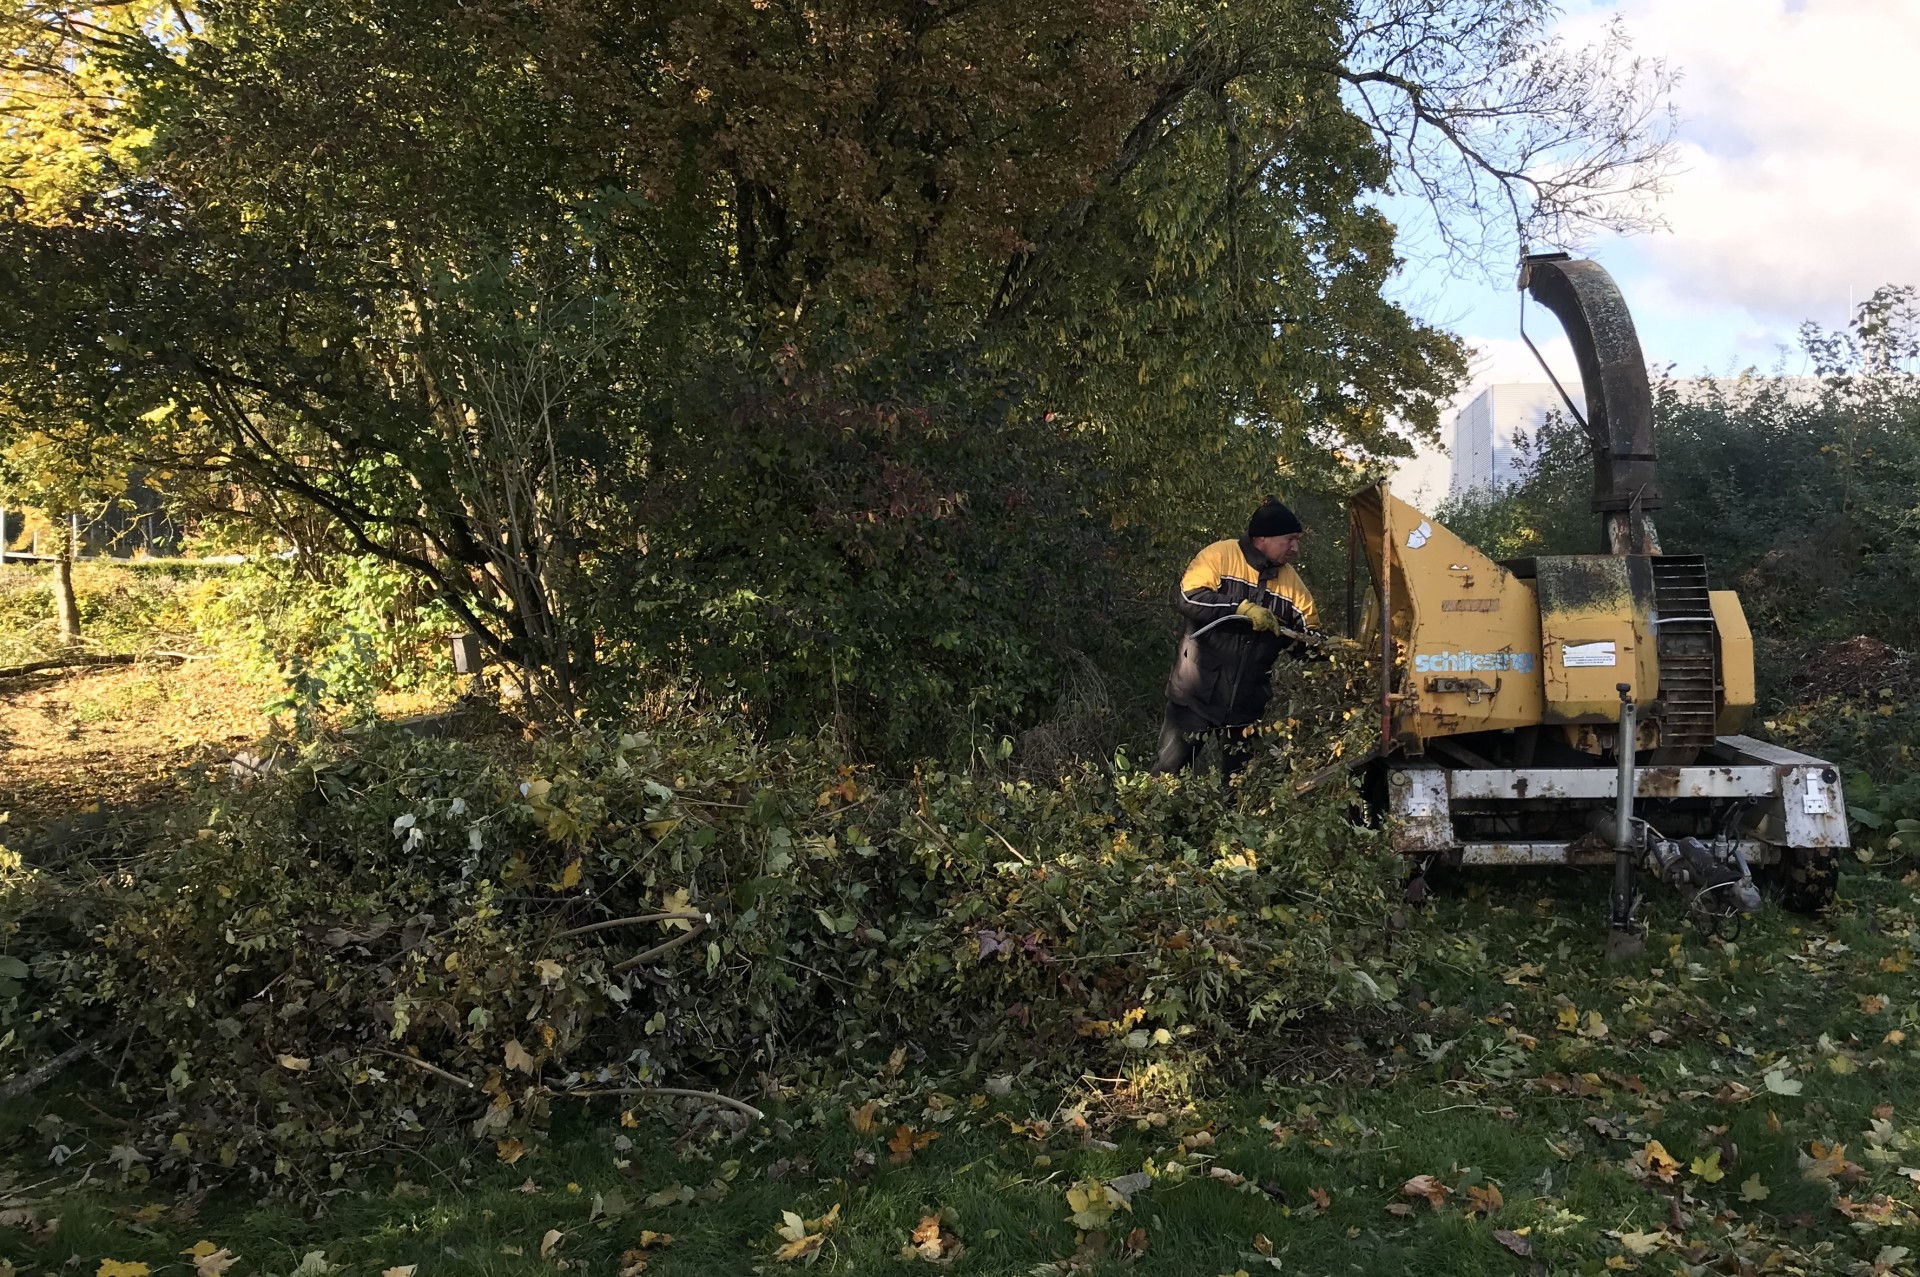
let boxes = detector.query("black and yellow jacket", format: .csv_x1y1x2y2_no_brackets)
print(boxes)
1162,537,1319,731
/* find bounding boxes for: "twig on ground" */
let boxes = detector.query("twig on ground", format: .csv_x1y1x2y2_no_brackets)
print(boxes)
368,1048,476,1090
550,911,705,942
0,649,191,675
563,1085,764,1123
0,1037,102,1100
613,918,708,972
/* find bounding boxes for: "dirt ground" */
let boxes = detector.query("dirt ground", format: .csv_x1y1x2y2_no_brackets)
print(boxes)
0,657,272,834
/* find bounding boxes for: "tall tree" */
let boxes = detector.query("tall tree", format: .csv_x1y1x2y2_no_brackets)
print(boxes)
0,0,1677,742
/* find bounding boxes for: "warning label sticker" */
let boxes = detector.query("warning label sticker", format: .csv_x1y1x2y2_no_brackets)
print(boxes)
1562,641,1618,668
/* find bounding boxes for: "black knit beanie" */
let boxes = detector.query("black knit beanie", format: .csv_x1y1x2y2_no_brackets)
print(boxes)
1247,496,1302,538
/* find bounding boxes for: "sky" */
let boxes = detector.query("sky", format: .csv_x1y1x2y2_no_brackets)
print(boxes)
1385,0,1920,413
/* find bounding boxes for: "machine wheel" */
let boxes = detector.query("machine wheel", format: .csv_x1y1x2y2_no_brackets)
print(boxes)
1778,846,1837,915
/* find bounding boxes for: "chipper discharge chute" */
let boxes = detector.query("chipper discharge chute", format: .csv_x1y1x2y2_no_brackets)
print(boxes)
1354,253,1847,955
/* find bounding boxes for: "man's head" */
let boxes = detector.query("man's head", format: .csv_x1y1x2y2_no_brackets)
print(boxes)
1247,497,1304,566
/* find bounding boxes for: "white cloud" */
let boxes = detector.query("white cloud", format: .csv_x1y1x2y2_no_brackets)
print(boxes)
1567,0,1920,322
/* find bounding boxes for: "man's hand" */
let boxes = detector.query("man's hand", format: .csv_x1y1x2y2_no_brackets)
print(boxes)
1236,599,1281,634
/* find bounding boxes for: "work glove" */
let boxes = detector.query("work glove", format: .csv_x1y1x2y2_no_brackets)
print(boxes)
1236,599,1281,634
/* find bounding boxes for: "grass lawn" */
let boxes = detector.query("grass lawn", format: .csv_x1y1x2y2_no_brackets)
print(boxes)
5,864,1918,1277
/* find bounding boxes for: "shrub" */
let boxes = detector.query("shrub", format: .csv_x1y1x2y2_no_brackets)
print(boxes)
0,686,1396,1189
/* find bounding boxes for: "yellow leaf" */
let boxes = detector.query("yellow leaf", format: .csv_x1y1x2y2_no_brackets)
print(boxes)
1556,1005,1580,1032
1740,1173,1770,1201
1801,1139,1852,1181
1642,1140,1679,1183
773,1234,824,1264
888,1125,939,1166
382,1268,416,1277
1617,1229,1668,1256
1400,1174,1451,1209
497,1137,525,1165
660,888,694,932
1691,1150,1725,1183
504,1040,537,1075
771,1204,838,1264
1579,1010,1609,1039
848,1100,880,1135
1065,1178,1124,1229
277,1054,311,1071
540,1229,563,1259
183,1244,218,1260
97,1263,151,1277
1462,1183,1503,1217
194,1251,239,1277
534,958,566,986
547,859,582,891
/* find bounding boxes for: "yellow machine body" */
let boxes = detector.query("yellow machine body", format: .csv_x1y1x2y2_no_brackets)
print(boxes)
1533,555,1658,722
1709,590,1755,734
1351,486,1542,748
1353,484,1755,756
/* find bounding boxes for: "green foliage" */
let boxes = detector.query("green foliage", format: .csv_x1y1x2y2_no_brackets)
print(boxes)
0,691,1395,1185
204,553,460,722
0,0,1682,754
1439,291,1920,702
0,561,211,665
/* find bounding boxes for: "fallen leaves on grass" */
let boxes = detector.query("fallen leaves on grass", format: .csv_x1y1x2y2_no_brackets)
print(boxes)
96,1263,149,1277
1763,1069,1804,1096
1690,1149,1725,1183
1800,1140,1860,1181
1066,1179,1129,1229
1614,1229,1671,1257
1493,1229,1531,1257
1741,1173,1770,1201
888,1125,938,1165
1401,1174,1451,1210
615,1232,674,1277
182,1245,238,1277
773,1203,841,1264
1462,1183,1503,1217
903,1210,964,1265
1629,1139,1679,1183
848,1100,880,1135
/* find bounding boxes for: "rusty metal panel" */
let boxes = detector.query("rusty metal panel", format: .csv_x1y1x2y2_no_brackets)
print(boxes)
1445,765,1778,801
1712,736,1829,767
1459,840,1776,868
1386,765,1452,854
1781,765,1849,848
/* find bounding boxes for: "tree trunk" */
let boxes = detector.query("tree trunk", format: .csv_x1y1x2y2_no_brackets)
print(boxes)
53,519,81,645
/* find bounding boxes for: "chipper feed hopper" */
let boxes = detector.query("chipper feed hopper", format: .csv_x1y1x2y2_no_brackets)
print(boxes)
1355,253,1847,954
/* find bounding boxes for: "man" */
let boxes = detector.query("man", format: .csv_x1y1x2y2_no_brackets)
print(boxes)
1155,496,1319,775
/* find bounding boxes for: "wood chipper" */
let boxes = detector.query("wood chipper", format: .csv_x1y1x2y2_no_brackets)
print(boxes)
1348,253,1847,955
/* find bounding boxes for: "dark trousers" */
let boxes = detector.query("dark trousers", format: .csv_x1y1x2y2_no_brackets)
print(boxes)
1154,707,1254,778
